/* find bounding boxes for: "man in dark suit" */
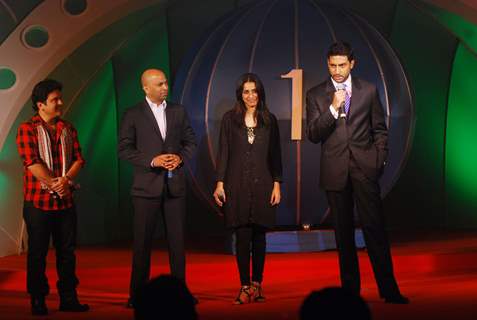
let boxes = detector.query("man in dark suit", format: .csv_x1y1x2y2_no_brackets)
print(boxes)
306,42,408,304
118,69,196,307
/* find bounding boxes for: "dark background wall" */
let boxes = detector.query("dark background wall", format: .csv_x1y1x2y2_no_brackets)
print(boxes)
166,0,477,233
1,0,477,254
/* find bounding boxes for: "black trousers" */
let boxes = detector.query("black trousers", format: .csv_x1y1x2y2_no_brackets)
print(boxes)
22,202,79,298
129,193,186,300
235,224,267,286
326,158,401,297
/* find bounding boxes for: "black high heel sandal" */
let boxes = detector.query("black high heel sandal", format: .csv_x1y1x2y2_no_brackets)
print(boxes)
251,281,265,302
234,285,251,305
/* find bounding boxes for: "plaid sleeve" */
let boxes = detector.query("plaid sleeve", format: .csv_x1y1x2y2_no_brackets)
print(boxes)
16,123,42,168
70,127,85,166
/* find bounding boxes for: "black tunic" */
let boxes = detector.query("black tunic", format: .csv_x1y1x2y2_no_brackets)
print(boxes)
216,110,283,228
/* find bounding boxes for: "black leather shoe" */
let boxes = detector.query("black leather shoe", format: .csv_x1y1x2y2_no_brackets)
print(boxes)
384,294,410,304
59,300,90,312
125,298,134,309
31,296,48,316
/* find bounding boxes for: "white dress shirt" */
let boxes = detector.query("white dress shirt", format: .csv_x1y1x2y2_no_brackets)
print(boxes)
146,97,167,168
329,76,352,119
146,96,167,140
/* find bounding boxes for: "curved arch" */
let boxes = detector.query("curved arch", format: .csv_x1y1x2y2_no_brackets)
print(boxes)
0,0,18,23
204,3,259,168
0,1,169,257
342,11,391,123
308,0,337,42
248,0,278,72
0,0,166,151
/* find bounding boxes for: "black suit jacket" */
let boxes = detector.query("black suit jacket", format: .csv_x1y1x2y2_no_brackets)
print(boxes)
306,77,388,191
118,100,196,198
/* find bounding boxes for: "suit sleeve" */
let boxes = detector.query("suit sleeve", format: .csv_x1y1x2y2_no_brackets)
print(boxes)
370,87,388,166
305,90,337,144
268,114,283,182
118,109,154,168
178,109,197,163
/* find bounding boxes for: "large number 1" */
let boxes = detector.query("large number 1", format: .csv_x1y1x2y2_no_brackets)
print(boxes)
281,69,304,224
281,69,303,140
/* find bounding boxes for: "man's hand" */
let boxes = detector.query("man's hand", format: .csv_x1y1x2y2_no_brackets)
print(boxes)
165,154,182,170
51,177,71,198
152,154,182,170
332,89,346,111
152,154,172,168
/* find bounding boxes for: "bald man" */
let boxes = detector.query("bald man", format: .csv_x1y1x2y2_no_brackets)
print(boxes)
118,69,197,307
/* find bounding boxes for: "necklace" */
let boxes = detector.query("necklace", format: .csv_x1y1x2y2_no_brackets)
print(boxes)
247,126,255,144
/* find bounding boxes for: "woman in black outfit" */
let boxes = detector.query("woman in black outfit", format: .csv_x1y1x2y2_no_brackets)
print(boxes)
213,73,283,304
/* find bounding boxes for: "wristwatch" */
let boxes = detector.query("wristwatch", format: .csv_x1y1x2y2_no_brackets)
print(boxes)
64,175,74,186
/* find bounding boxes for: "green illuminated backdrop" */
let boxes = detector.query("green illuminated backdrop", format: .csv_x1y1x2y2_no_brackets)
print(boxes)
1,0,477,252
445,44,477,227
385,1,477,228
421,2,477,227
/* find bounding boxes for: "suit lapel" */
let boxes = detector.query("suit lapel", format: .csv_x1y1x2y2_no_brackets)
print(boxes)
348,76,363,122
141,100,163,141
164,101,176,144
324,79,335,111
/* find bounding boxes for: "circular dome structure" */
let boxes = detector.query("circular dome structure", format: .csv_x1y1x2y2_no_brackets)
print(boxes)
174,0,413,226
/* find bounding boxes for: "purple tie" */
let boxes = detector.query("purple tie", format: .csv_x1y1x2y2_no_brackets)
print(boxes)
344,84,351,115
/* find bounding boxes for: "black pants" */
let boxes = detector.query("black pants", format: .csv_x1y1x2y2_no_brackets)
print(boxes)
129,194,186,300
326,158,400,297
22,202,79,298
235,224,267,286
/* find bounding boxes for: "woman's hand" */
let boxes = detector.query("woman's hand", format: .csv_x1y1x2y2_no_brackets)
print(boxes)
270,182,281,206
213,182,226,207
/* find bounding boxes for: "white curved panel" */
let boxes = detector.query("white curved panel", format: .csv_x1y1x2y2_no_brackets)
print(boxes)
0,0,167,150
423,0,477,24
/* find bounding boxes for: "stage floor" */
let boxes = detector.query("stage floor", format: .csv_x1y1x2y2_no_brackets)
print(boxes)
1,234,477,319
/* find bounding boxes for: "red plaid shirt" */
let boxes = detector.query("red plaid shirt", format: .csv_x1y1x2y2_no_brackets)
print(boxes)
16,115,85,211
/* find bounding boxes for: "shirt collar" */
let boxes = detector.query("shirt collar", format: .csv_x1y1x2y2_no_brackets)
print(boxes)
146,96,167,110
31,114,43,124
31,114,64,129
331,75,352,93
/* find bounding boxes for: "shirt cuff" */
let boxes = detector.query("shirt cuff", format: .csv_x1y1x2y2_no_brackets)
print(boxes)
24,158,42,168
329,105,339,119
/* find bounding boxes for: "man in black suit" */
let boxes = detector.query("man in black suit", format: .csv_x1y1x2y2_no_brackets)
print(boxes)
306,42,408,304
118,69,196,307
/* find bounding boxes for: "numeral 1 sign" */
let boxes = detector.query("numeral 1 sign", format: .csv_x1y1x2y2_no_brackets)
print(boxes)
281,69,303,140
281,68,304,224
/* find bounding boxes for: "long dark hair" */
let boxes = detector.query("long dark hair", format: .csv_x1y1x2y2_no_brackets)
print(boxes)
232,73,270,127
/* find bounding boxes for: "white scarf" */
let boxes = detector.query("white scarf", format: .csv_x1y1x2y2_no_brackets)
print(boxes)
36,125,73,190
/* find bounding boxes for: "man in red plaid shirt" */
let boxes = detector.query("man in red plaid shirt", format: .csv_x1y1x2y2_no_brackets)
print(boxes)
16,79,89,315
